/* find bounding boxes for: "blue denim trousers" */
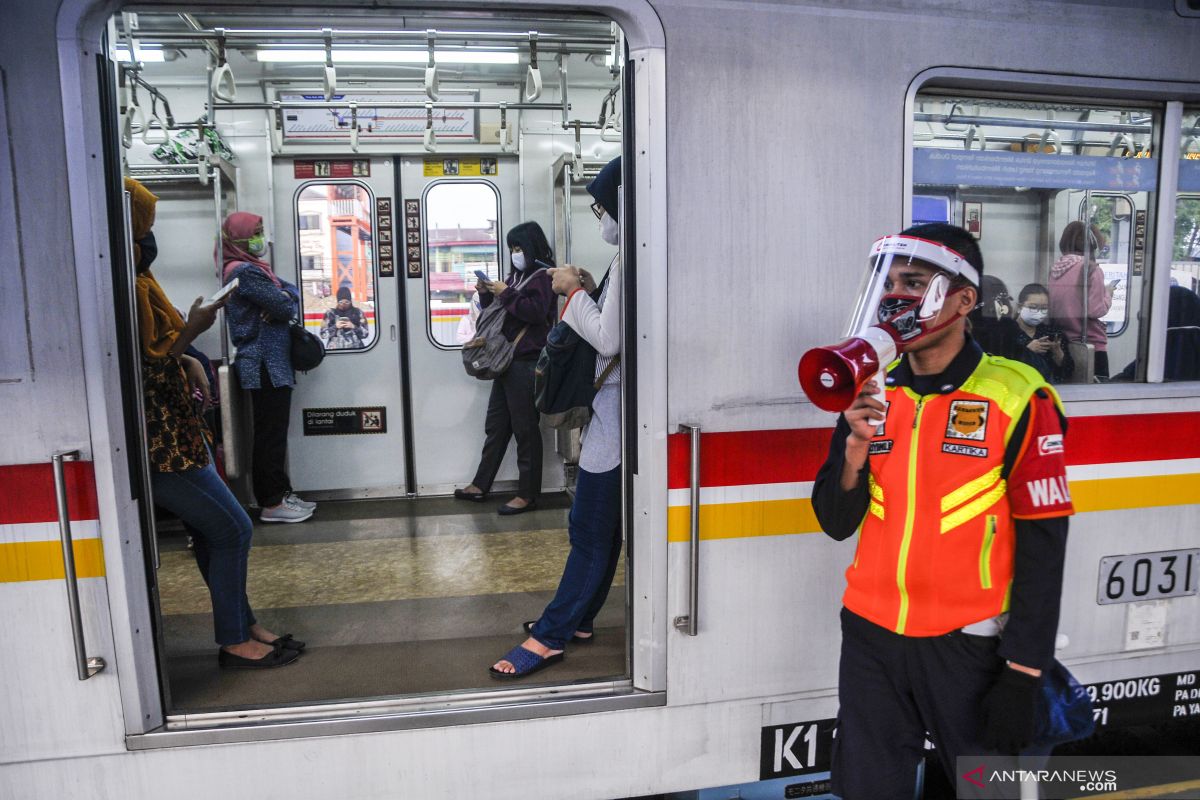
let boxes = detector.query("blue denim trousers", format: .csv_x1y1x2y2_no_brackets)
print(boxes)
531,465,622,650
151,456,257,646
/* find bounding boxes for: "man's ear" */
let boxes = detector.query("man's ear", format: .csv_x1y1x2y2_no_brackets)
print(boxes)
958,286,978,316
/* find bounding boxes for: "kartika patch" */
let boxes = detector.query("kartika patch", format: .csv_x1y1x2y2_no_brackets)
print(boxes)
945,400,989,441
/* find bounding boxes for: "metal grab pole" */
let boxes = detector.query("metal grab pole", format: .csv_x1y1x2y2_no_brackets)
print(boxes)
52,451,107,680
674,424,701,636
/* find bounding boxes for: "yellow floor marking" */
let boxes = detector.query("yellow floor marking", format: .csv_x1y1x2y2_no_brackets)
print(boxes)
159,527,625,615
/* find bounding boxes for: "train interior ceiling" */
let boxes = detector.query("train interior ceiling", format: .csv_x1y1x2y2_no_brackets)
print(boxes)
110,9,627,713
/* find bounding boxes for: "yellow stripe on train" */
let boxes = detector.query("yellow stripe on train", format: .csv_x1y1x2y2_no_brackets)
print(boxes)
0,539,106,583
665,474,1200,543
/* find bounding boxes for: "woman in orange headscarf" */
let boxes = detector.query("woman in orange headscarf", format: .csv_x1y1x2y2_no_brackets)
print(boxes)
129,178,303,668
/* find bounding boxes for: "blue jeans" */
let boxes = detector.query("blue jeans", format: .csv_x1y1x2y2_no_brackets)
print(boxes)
151,456,257,646
532,465,622,650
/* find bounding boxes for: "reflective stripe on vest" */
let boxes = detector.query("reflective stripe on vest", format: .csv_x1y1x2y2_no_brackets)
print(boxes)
843,355,1057,637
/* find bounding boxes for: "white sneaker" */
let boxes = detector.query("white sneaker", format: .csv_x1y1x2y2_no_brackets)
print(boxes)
260,502,314,524
284,492,317,512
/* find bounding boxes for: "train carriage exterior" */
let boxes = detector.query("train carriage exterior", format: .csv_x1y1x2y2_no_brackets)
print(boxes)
2,0,1199,797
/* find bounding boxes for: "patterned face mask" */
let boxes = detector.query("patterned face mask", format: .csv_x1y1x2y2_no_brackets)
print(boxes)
247,234,267,256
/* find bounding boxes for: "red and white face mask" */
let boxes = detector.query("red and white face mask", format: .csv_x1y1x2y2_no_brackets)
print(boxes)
845,235,978,350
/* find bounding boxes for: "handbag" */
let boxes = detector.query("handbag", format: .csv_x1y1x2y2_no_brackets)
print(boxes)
1032,660,1095,747
289,318,326,371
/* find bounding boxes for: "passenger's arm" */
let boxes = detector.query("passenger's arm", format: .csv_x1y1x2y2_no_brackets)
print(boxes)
561,260,621,357
1087,263,1114,317
235,266,297,321
812,416,870,542
497,270,556,325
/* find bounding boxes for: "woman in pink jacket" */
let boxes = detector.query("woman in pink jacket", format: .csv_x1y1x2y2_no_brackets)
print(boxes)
1049,221,1115,378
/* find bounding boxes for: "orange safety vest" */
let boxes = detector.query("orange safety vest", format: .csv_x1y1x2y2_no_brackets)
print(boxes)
843,355,1058,637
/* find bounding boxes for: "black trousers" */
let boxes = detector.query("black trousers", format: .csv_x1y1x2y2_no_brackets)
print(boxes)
471,358,542,500
250,365,294,508
832,608,1009,800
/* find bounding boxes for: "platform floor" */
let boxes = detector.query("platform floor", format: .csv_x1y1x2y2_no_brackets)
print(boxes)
158,494,627,712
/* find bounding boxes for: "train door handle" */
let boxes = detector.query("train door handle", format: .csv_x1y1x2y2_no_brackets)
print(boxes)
674,424,701,636
51,450,107,681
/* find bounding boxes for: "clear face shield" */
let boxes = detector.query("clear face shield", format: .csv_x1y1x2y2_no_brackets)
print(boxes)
797,235,978,412
846,235,978,347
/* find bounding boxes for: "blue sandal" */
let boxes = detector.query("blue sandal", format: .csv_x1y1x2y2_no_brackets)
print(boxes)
489,644,564,679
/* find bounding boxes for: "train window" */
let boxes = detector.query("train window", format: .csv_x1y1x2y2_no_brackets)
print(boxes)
1168,109,1200,381
294,181,379,352
912,93,1161,384
422,181,502,348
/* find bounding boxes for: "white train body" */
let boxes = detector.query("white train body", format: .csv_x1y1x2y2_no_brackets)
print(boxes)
1,0,1198,798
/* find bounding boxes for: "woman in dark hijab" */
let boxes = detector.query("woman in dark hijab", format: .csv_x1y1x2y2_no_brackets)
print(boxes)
454,221,557,515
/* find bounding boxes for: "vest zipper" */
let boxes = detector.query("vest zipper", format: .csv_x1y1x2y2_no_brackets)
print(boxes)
980,515,997,589
895,394,927,634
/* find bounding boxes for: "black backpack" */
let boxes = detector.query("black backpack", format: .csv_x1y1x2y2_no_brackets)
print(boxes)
533,275,618,430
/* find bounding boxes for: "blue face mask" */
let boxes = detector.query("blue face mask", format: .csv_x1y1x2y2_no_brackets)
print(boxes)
136,231,158,271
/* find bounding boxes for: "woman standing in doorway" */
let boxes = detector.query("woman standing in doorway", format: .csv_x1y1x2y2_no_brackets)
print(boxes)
222,212,316,523
454,221,557,515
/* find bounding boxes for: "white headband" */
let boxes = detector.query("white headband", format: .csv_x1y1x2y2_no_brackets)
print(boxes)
869,235,980,287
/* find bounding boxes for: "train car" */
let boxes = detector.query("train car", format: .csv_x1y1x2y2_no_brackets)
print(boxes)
1,0,1198,797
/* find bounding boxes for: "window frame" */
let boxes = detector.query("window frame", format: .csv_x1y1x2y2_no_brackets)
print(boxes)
1075,191,1137,339
905,69,1200,393
419,178,503,351
291,178,381,355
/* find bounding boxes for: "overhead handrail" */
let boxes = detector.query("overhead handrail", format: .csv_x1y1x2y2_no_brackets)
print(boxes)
349,102,360,152
1107,132,1136,157
964,125,987,151
196,123,211,187
424,29,439,101
142,94,169,145
915,111,1150,135
498,102,511,151
121,71,145,149
424,103,436,152
52,450,107,680
322,28,337,102
525,31,543,102
138,26,616,47
210,28,237,102
216,99,558,112
673,425,702,637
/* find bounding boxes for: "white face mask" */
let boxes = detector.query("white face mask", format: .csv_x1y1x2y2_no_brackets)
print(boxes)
1020,307,1048,326
599,213,620,246
511,252,526,271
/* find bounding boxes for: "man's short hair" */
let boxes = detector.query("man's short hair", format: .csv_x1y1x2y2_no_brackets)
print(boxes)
899,223,984,291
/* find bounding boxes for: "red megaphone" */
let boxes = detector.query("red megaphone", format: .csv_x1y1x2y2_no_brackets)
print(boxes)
798,327,897,412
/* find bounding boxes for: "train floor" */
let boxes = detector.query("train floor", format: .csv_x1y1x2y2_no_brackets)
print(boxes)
157,493,627,713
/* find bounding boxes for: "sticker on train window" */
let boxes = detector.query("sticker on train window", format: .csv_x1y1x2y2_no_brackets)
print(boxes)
1097,549,1200,605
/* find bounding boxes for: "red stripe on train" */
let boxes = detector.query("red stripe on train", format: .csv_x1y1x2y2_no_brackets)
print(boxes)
0,461,99,525
666,412,1200,490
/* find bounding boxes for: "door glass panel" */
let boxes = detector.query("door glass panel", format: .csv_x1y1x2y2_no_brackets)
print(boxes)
1169,109,1200,381
912,94,1160,383
423,181,501,348
295,182,378,352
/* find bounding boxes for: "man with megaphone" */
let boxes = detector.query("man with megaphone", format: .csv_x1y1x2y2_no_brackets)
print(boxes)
807,223,1075,799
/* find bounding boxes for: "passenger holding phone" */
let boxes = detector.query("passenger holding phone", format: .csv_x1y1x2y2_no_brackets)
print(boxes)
1049,222,1114,378
1014,283,1073,383
454,221,556,515
320,285,369,350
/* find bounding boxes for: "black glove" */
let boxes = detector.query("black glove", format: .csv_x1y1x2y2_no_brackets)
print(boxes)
981,666,1041,754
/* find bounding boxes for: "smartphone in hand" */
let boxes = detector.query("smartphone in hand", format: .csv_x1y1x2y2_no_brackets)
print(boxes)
208,277,239,304
473,269,490,284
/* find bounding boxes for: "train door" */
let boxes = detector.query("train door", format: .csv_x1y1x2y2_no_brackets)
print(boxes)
271,159,408,494
396,156,559,494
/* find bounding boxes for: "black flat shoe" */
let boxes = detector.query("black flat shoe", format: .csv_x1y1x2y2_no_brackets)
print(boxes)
523,619,595,644
218,646,301,670
498,499,536,516
454,488,488,503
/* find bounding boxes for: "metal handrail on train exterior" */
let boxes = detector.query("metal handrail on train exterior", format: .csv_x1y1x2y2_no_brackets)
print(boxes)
674,423,701,637
51,451,107,681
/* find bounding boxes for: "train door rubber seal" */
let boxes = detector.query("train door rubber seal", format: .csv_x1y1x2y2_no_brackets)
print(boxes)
392,157,418,495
